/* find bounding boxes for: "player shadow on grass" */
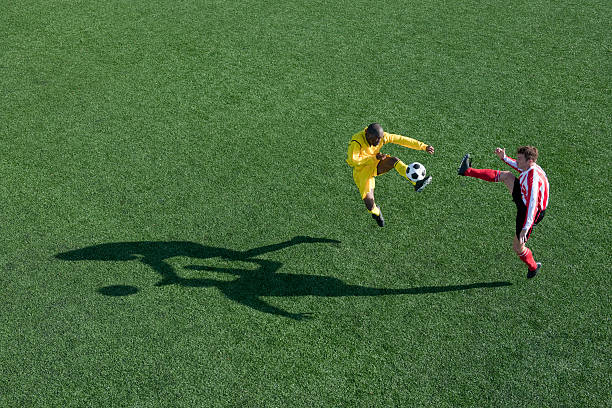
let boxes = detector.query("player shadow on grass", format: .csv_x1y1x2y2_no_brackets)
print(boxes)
55,236,512,320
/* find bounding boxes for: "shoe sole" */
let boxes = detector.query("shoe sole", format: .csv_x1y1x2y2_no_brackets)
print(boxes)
372,213,385,227
416,176,432,192
458,154,470,175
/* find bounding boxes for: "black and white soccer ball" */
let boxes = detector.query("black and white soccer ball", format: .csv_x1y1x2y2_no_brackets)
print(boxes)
407,162,426,182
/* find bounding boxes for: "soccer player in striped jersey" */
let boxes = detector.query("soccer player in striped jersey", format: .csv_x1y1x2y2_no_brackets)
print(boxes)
458,146,549,278
346,123,434,227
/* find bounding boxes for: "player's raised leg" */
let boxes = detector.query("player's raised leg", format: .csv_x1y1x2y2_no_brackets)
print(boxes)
458,153,504,183
497,171,516,194
376,156,400,176
378,156,432,192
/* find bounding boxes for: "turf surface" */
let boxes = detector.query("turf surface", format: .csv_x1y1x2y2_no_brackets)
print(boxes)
1,0,610,406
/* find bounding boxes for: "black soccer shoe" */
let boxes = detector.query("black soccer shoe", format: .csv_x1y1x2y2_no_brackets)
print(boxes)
527,262,542,279
414,175,432,192
372,210,385,227
458,153,472,176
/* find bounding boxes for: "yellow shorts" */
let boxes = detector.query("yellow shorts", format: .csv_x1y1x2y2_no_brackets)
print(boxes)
352,163,378,199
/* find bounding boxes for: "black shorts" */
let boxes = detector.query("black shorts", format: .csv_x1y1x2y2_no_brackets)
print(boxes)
513,177,545,239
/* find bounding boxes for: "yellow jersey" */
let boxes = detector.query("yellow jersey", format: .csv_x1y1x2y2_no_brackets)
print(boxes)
346,129,428,168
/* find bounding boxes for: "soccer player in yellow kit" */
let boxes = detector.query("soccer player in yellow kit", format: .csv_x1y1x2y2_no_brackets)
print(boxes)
346,123,435,227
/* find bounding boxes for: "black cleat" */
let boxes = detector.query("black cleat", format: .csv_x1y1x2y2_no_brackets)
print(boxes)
415,175,432,192
372,210,385,227
458,153,472,175
527,262,542,279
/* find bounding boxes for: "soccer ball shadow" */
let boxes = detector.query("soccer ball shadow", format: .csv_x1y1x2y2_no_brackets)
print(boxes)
97,285,139,296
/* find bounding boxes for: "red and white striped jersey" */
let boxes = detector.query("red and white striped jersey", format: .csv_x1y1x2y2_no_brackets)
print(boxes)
503,156,550,230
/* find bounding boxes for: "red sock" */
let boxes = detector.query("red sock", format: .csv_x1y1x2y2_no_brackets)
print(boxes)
464,168,500,182
518,248,538,271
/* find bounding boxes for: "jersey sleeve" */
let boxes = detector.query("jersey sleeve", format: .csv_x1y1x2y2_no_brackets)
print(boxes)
383,133,427,151
346,140,377,167
503,155,522,172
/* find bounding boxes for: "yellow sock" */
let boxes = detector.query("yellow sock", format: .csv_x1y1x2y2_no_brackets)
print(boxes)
394,160,416,185
368,205,381,216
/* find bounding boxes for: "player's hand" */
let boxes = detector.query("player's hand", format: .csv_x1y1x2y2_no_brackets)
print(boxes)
519,229,529,244
495,148,506,160
426,145,434,154
376,153,388,160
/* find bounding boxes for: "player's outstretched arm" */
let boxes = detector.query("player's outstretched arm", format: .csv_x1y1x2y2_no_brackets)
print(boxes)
384,133,428,151
497,147,520,171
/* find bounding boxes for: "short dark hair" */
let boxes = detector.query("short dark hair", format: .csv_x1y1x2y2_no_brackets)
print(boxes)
366,123,383,137
518,146,538,162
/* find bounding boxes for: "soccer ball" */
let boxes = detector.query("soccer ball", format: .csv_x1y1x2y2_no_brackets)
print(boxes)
407,162,426,182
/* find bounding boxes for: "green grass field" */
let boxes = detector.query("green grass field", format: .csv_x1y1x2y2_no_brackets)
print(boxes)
1,0,610,406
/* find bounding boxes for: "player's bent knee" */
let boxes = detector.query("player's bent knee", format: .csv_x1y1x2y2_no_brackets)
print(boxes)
499,171,514,182
513,241,525,254
377,157,399,175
